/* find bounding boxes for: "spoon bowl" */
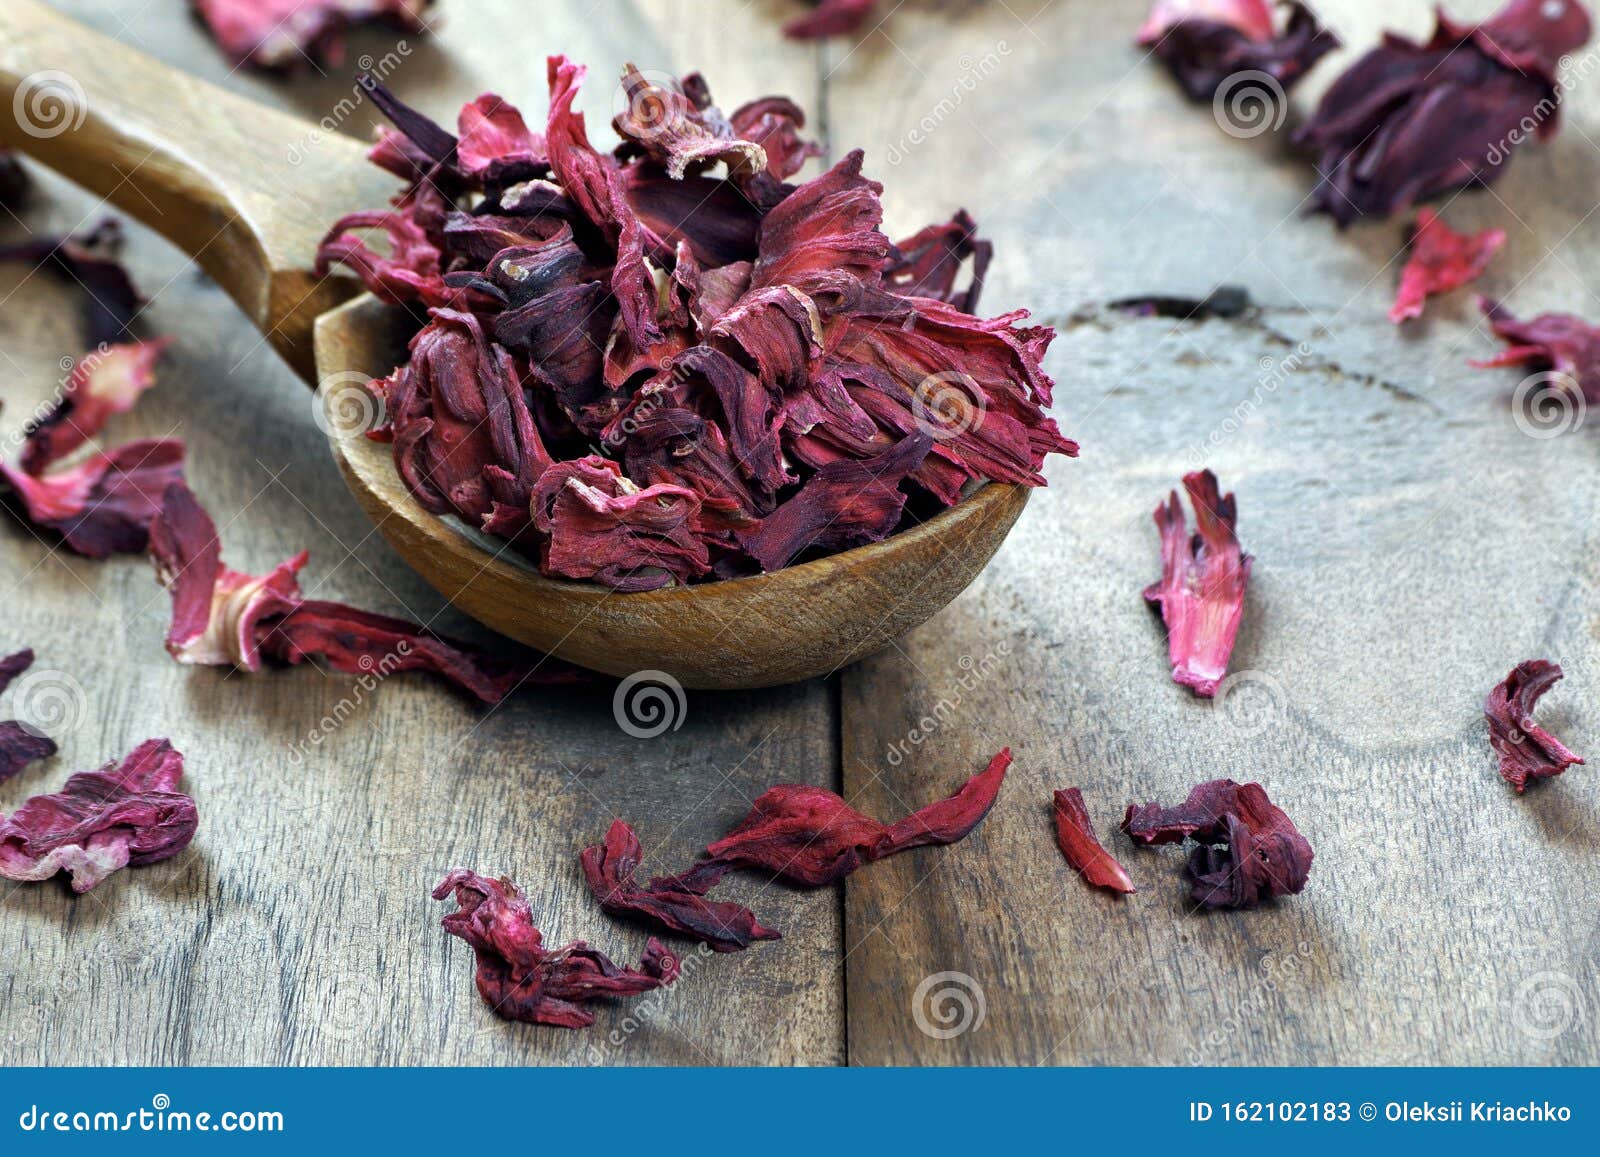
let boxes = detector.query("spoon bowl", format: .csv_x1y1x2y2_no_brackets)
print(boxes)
1,0,1031,688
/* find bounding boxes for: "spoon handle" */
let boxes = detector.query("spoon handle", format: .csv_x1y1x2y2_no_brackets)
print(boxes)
0,0,396,382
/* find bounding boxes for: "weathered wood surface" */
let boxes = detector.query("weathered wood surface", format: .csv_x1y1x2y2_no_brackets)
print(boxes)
3,0,1599,1068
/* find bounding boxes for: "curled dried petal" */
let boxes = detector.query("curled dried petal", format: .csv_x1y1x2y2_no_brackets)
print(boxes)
1484,660,1584,792
1053,788,1136,894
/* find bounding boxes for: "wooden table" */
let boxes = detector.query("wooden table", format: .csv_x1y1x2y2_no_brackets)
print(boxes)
3,0,1597,1066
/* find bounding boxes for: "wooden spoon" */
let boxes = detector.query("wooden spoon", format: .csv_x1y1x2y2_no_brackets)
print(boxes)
0,1,1029,689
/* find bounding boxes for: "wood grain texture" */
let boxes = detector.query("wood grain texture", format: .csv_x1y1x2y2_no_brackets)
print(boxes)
2,0,841,1066
832,0,1600,1064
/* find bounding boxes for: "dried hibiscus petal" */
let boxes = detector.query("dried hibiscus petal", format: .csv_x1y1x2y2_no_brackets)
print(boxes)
1471,299,1600,404
149,483,577,703
1389,209,1505,323
0,648,33,694
1138,0,1338,103
705,748,1010,886
1293,0,1592,225
18,340,171,474
434,868,677,1028
784,0,878,38
191,0,435,72
0,723,56,785
1123,778,1312,909
0,738,197,893
0,218,142,348
1144,470,1251,698
0,439,185,558
1053,788,1135,895
581,820,781,953
1484,660,1584,792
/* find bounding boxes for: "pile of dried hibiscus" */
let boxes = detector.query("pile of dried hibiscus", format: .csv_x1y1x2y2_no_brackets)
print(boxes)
318,60,1076,592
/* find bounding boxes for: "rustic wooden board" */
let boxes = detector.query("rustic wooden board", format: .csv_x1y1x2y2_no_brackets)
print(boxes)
2,0,840,1067
831,0,1600,1064
6,0,1599,1070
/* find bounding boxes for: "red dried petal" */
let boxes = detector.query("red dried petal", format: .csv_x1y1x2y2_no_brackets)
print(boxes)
1053,788,1136,895
1138,0,1277,42
1122,778,1312,909
433,869,677,1028
150,483,574,702
1484,660,1584,792
706,748,1010,885
1389,209,1505,323
0,739,197,893
1144,469,1251,698
456,94,545,178
192,0,435,72
1,439,186,558
19,341,171,475
532,457,710,591
315,208,455,307
1470,298,1600,404
784,0,879,39
581,820,781,953
614,66,766,181
1293,0,1591,224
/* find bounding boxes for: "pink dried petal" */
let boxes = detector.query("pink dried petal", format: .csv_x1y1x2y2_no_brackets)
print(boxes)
315,208,454,307
0,739,197,893
1053,788,1136,895
191,0,434,72
456,94,545,178
1,439,185,558
1389,209,1505,323
434,869,677,1028
1138,0,1277,43
706,749,1010,885
1122,778,1312,909
149,483,304,670
1484,660,1584,792
581,821,781,953
1144,469,1251,698
19,340,172,475
1470,298,1600,403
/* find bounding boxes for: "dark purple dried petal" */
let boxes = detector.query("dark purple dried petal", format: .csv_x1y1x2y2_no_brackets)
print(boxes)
1139,1,1339,103
1,439,186,558
0,218,142,348
192,0,435,73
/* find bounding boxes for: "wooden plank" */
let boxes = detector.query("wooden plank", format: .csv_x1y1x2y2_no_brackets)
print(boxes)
2,0,840,1066
833,0,1600,1064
